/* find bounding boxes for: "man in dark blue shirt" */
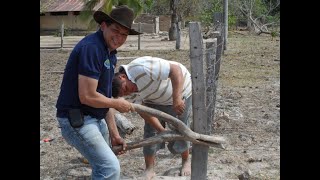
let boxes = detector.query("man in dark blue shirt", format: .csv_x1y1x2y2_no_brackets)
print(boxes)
55,5,141,180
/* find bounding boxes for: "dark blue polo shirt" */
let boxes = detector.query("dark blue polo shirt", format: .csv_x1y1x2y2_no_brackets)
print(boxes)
56,29,117,120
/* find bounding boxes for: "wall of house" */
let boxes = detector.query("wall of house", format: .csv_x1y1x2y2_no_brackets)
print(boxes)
134,14,172,32
40,12,172,35
159,15,171,32
40,12,92,32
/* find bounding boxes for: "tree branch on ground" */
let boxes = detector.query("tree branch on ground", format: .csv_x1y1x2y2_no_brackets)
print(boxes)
112,103,226,154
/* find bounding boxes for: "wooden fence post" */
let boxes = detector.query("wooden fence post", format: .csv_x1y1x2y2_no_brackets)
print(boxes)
60,21,64,48
138,22,141,50
205,39,217,134
223,0,228,50
212,31,224,80
213,13,225,54
154,16,159,34
208,32,224,134
189,22,208,180
213,12,223,32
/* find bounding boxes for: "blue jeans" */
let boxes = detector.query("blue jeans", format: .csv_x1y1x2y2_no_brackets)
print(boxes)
57,115,120,180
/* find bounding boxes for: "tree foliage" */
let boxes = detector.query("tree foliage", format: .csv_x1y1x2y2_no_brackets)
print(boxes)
80,0,146,30
147,0,279,33
232,0,280,34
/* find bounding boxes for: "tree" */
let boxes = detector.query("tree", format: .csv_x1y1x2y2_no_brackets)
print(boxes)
233,0,280,35
79,0,145,30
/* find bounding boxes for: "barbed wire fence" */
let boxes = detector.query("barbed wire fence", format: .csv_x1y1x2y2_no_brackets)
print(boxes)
188,21,225,180
188,11,280,178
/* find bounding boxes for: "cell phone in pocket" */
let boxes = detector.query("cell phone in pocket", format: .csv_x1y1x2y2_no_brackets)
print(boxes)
68,109,84,128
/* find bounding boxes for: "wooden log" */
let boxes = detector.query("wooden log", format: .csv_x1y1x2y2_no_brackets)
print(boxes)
114,112,136,138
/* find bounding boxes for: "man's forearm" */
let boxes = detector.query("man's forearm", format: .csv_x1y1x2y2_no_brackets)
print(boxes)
169,63,184,101
106,108,121,138
138,111,165,132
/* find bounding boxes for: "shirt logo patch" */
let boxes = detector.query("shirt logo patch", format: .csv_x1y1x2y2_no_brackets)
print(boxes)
104,59,111,69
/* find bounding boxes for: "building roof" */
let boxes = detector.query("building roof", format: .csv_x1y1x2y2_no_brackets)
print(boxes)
40,0,104,12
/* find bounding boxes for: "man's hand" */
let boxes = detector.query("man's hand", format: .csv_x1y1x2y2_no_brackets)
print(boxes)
173,97,185,116
115,98,132,113
111,136,127,155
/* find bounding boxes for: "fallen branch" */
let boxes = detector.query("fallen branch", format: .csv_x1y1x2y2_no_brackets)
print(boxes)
132,104,226,144
112,103,226,154
112,130,225,153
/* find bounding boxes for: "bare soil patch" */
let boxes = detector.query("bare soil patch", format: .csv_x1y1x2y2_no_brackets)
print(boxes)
40,30,280,180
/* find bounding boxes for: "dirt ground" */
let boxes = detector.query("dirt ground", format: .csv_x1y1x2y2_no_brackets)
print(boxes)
40,29,280,180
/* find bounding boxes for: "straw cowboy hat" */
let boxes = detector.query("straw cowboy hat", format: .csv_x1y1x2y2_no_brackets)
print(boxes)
93,5,142,35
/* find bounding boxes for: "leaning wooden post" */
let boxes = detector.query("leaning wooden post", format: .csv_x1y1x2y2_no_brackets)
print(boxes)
138,22,141,50
205,39,217,134
189,22,208,180
60,21,64,48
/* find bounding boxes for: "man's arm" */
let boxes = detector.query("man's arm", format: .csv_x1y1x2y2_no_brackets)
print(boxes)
106,108,127,154
169,63,185,115
138,111,165,132
78,74,132,113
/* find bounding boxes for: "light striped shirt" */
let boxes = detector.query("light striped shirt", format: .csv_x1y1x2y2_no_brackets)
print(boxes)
120,56,192,105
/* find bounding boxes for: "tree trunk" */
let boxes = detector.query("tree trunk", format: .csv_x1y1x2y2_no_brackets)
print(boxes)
175,22,181,49
168,0,178,41
169,24,177,41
